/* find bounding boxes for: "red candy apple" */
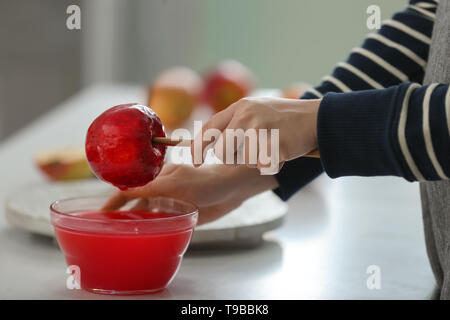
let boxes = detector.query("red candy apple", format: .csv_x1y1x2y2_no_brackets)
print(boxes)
85,103,167,190
202,60,255,112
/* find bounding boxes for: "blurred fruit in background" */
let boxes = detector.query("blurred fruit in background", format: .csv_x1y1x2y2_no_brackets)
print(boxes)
202,60,255,112
281,82,312,99
148,67,203,129
35,146,93,181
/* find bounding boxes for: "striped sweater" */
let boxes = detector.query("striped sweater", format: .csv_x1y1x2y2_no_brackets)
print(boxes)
274,0,449,200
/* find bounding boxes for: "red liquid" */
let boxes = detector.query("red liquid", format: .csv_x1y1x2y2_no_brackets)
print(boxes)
54,210,194,294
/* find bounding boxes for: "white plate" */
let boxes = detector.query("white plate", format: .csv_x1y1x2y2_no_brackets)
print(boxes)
5,179,287,247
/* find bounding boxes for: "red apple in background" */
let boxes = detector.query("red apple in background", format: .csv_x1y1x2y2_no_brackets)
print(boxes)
202,60,255,112
148,67,202,129
282,82,312,99
35,146,93,181
85,103,167,190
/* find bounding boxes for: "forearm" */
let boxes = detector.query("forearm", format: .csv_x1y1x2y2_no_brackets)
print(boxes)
318,83,450,181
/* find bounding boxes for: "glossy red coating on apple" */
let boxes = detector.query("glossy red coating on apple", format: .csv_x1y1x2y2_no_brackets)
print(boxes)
85,103,167,190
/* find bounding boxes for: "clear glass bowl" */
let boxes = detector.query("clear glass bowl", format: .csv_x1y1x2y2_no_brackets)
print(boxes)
50,195,198,295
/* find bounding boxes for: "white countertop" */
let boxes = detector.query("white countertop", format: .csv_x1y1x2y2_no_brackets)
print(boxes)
0,84,436,299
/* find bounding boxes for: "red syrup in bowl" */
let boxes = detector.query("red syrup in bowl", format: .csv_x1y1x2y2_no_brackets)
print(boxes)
51,198,198,295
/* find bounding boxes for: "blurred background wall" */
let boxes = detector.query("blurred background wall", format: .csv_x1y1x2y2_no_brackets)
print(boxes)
0,0,404,141
0,0,81,140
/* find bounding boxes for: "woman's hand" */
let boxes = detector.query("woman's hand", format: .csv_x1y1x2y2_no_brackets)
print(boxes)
191,97,321,174
102,164,278,224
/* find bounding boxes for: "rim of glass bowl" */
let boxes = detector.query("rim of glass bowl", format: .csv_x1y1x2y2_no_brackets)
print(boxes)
50,195,199,224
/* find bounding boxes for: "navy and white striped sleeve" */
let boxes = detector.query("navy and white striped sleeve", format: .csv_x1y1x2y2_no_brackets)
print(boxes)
318,83,450,181
273,0,438,200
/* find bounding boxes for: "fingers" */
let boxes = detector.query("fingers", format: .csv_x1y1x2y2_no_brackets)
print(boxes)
213,126,282,172
213,113,248,166
102,194,150,212
130,198,149,211
191,105,236,167
245,134,258,168
101,176,171,211
256,134,282,175
101,189,144,211
101,190,129,211
159,163,178,176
